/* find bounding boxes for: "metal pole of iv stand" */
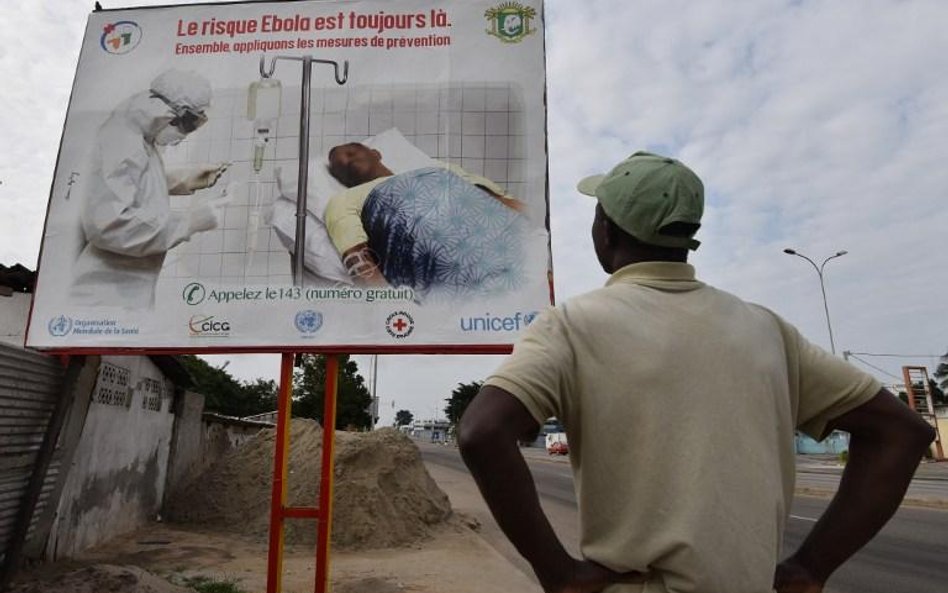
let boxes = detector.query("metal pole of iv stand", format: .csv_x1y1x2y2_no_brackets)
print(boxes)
258,55,349,286
258,55,348,593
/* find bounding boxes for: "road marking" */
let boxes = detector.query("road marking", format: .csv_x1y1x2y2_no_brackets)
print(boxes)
789,514,818,522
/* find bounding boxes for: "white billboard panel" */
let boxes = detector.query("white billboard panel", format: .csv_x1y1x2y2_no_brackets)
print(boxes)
27,0,551,352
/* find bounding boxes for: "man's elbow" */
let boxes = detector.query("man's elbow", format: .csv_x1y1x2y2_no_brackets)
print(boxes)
457,413,491,459
880,413,937,458
458,387,539,465
910,420,937,451
458,411,513,463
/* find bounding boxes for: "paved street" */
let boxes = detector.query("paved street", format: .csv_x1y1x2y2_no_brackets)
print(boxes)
419,442,948,593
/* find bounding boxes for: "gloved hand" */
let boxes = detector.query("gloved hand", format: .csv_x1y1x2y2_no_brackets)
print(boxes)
186,163,230,192
187,190,232,236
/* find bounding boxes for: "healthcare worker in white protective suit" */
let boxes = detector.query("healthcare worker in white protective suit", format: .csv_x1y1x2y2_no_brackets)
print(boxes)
71,69,229,308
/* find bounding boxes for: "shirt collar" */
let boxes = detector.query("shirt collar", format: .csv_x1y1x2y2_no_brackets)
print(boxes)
605,261,703,292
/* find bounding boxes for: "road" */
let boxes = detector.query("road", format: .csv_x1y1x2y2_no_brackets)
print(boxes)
419,442,948,593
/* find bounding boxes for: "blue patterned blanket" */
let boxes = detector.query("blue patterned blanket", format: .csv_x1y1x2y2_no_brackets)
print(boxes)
361,167,525,299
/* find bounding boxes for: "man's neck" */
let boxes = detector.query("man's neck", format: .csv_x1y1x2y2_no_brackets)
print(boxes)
373,165,394,179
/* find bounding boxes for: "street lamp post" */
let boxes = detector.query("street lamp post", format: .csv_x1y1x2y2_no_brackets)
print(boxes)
783,248,848,355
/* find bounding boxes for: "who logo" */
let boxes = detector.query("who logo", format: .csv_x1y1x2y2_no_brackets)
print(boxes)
100,21,142,55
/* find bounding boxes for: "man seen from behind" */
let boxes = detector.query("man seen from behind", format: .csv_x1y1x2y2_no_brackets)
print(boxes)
459,151,935,593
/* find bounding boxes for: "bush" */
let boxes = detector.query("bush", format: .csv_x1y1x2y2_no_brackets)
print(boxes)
184,576,245,593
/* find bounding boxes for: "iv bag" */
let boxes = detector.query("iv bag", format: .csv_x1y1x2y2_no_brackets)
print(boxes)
247,78,282,122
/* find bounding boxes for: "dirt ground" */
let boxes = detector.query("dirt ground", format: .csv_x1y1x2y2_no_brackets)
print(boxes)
9,430,540,593
11,518,537,593
114,519,535,593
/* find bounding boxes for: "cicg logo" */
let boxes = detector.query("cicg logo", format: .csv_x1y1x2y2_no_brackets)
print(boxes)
188,315,231,338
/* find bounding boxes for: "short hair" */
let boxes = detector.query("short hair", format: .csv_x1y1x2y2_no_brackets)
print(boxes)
327,142,368,163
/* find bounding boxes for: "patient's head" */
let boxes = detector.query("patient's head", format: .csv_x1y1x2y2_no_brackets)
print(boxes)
328,143,392,187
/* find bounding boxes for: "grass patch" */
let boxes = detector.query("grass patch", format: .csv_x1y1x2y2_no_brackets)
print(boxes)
183,576,246,593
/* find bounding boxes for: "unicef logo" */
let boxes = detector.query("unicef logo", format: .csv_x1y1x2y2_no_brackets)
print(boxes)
48,315,73,337
295,310,323,334
100,21,143,55
183,282,206,305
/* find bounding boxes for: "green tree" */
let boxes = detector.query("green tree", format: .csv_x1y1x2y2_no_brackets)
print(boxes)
934,350,948,394
395,409,414,427
929,379,947,406
292,354,373,430
241,378,279,415
444,380,483,425
899,380,947,408
179,355,276,417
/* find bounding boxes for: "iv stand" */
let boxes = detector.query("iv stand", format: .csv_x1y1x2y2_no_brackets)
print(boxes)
259,55,349,287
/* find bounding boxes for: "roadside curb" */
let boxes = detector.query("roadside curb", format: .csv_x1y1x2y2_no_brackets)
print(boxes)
797,466,948,482
795,487,948,510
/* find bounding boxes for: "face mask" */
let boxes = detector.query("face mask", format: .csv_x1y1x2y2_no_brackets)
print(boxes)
154,122,187,146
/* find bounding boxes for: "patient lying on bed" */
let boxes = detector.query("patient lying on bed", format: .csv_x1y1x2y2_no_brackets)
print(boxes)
324,142,527,299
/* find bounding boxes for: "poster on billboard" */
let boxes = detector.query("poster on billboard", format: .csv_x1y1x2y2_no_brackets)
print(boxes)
26,0,551,352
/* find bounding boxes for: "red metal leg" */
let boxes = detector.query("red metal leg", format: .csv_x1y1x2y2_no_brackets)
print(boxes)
315,354,339,593
267,353,295,593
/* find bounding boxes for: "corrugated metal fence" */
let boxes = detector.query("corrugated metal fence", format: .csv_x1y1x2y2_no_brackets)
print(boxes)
0,343,65,563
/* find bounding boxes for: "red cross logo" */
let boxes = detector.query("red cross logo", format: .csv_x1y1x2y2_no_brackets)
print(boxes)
386,311,415,339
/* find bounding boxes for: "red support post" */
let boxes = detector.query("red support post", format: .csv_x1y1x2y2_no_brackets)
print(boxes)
315,354,340,593
266,353,295,593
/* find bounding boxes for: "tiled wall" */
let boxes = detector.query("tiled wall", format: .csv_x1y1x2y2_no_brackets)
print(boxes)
159,82,526,288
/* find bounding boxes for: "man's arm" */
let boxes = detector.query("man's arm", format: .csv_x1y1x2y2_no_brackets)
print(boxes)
341,243,388,286
776,388,936,592
459,386,647,593
480,186,527,213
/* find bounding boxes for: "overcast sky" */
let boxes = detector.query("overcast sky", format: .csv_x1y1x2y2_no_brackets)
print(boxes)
2,0,946,426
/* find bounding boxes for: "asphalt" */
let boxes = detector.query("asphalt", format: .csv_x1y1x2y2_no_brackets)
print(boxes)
484,445,948,509
420,443,948,593
522,446,948,483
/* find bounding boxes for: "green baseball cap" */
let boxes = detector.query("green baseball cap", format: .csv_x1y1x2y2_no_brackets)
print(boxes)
577,151,704,250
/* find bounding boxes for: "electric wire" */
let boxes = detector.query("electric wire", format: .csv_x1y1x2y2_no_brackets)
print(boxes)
846,354,904,381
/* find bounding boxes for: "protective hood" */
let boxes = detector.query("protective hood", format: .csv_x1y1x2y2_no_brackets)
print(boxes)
150,69,212,112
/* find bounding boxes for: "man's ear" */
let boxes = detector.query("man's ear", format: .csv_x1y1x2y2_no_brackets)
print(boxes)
371,149,382,160
599,210,618,248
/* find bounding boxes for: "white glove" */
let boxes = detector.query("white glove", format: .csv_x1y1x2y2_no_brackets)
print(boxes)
187,190,232,235
187,163,230,192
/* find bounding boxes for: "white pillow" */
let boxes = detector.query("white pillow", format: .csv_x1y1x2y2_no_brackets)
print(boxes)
363,128,438,173
306,164,346,221
277,128,438,222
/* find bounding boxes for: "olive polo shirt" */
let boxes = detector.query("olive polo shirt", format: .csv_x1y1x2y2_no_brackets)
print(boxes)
485,261,880,593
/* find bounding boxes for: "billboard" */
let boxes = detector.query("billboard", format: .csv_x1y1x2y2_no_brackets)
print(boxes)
27,0,551,352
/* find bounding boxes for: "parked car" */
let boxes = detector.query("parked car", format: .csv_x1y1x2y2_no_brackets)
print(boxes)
545,432,568,455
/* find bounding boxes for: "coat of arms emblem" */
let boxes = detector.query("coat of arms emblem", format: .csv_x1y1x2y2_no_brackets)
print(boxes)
485,2,537,43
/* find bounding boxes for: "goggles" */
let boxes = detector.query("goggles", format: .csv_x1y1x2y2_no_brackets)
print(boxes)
151,91,208,133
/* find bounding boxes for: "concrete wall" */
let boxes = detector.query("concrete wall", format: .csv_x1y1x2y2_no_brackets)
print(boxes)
210,421,262,450
201,415,269,458
0,292,31,346
795,431,850,455
936,414,947,460
165,408,269,502
164,391,206,501
45,356,176,559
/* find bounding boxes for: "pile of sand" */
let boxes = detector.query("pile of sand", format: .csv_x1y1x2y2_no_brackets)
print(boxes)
8,565,191,593
165,420,452,550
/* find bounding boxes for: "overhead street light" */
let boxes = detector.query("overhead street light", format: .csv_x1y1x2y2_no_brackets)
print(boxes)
783,248,848,355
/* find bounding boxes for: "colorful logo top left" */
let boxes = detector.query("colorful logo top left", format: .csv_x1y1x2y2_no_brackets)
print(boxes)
100,21,142,54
